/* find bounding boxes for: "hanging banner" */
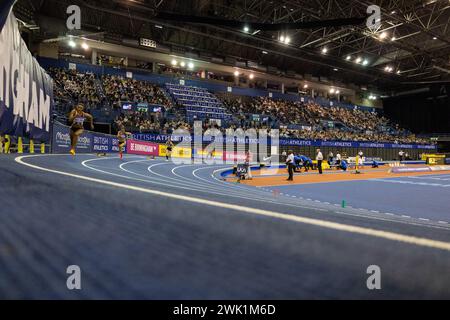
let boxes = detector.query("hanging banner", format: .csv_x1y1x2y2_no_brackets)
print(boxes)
92,132,120,153
0,1,15,30
159,145,192,158
0,5,53,142
52,122,92,154
127,139,159,156
132,132,436,150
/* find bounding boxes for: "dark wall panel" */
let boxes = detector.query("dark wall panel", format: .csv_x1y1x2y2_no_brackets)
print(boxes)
383,92,450,134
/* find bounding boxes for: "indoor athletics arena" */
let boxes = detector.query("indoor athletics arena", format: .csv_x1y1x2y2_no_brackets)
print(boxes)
1,0,450,306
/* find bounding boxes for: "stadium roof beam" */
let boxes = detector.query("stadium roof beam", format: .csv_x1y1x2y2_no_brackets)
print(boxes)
51,0,399,83
278,0,450,80
15,0,450,91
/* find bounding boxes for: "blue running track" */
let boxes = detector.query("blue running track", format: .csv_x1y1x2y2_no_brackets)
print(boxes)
260,174,450,223
0,154,449,299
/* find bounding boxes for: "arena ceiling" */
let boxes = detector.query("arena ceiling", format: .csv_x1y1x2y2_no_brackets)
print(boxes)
13,0,450,94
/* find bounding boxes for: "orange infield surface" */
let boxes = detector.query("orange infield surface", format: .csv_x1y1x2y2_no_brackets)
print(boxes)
228,165,450,187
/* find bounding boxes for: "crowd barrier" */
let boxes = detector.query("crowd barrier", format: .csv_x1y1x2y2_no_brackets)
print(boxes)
52,123,248,160
50,123,440,165
130,132,436,151
52,123,192,158
52,122,120,154
421,153,449,165
0,135,49,154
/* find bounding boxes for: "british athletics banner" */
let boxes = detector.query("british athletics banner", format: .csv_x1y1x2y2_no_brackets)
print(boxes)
280,139,437,150
131,133,437,150
52,123,92,154
0,3,53,142
92,132,120,153
52,123,120,154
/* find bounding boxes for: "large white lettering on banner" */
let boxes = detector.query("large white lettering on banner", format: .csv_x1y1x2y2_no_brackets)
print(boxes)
0,9,53,141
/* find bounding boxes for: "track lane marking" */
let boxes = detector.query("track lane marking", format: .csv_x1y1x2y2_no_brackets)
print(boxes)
92,162,449,227
90,158,331,212
15,155,450,252
373,179,450,187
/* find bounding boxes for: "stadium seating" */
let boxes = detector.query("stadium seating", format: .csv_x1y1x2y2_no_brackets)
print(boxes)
217,93,428,144
48,67,430,145
165,83,232,122
102,75,172,109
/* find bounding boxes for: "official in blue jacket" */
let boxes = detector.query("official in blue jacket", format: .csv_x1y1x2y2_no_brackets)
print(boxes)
299,155,313,172
293,155,303,172
340,160,348,172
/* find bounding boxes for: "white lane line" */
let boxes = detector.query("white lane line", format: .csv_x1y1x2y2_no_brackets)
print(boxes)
115,160,332,213
177,166,257,197
139,161,288,200
188,166,278,199
208,167,270,193
166,164,313,209
15,155,450,252
415,174,450,179
145,162,257,200
408,176,450,181
88,159,210,194
148,162,182,181
89,158,260,202
332,210,450,231
208,168,302,202
373,179,450,187
20,155,450,230
172,165,274,202
153,163,245,195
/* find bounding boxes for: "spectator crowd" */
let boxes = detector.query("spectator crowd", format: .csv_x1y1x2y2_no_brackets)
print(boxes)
49,68,431,145
219,95,429,144
49,68,104,112
102,75,172,110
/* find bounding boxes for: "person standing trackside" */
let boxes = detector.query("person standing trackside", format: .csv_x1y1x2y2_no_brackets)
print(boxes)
316,149,324,174
399,150,405,161
328,151,334,166
281,150,287,163
286,150,295,181
336,152,341,167
357,150,364,168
